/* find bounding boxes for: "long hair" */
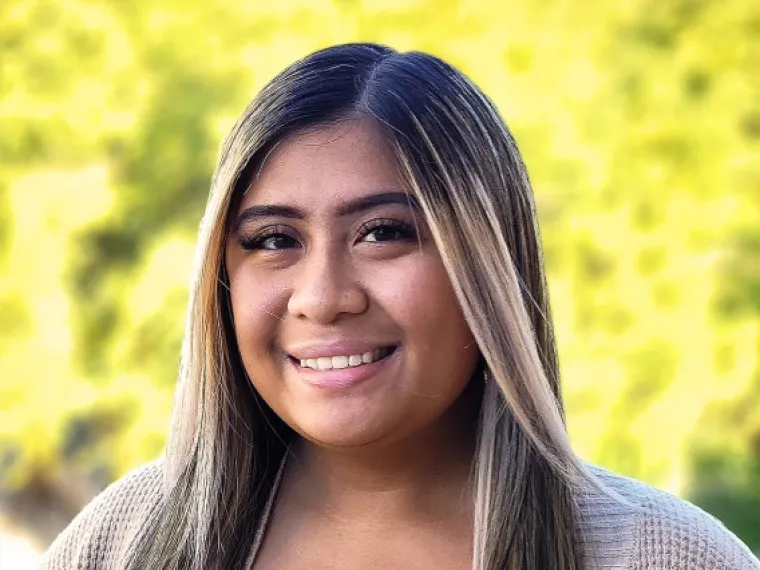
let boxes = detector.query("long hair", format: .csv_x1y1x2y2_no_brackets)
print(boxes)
129,43,595,570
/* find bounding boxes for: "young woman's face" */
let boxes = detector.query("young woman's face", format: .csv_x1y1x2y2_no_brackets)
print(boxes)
225,120,480,449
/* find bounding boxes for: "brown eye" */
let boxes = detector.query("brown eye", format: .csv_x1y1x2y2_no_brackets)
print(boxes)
257,234,299,250
359,219,417,243
237,226,300,251
363,226,404,242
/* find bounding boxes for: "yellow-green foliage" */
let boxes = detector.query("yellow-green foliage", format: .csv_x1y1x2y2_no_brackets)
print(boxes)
1,0,758,547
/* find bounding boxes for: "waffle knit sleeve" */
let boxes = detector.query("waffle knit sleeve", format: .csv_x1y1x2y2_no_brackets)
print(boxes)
38,460,164,570
633,486,760,570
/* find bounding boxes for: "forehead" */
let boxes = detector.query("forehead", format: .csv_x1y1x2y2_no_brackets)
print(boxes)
240,120,404,210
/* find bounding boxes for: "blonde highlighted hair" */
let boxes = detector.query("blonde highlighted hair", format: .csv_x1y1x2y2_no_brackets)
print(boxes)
129,43,596,570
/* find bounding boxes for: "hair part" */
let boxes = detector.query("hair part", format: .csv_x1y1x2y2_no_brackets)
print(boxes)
129,43,597,570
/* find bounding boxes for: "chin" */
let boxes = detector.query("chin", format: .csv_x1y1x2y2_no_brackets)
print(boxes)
303,433,382,450
288,412,392,450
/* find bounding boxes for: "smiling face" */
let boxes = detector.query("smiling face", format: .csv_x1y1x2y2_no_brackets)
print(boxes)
224,120,480,449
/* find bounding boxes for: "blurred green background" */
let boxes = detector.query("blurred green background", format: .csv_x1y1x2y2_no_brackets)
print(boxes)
1,0,758,559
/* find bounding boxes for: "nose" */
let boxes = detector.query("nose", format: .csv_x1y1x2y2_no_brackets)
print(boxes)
287,246,368,324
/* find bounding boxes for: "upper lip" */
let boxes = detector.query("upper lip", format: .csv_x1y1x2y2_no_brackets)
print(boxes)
286,339,398,360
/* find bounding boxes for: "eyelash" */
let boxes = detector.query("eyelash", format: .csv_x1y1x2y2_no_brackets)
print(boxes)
236,225,296,251
357,218,418,244
236,219,417,251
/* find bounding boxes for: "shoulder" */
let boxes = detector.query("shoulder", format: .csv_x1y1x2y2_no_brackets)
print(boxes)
39,458,164,570
576,463,760,569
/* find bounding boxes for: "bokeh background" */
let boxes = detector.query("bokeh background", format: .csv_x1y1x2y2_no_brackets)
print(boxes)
1,0,759,565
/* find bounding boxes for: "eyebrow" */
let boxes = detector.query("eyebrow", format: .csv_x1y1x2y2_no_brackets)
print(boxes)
231,191,421,232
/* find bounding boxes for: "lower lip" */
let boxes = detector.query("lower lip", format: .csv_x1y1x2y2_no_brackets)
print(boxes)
288,349,398,390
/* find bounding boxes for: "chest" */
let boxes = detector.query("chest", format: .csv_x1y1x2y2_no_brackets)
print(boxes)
251,516,472,570
252,541,471,570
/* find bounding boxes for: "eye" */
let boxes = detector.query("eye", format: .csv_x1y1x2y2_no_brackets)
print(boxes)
359,219,417,243
236,226,300,251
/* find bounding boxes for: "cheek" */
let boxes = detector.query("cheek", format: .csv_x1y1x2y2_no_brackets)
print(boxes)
227,271,292,413
376,256,477,381
228,269,287,359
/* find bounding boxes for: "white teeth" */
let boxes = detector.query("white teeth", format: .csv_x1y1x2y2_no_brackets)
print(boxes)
298,348,392,371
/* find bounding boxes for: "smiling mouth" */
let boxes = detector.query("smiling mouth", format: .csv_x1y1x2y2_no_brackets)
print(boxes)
289,346,398,371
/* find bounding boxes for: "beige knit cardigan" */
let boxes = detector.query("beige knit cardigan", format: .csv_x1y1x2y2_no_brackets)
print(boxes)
39,459,760,569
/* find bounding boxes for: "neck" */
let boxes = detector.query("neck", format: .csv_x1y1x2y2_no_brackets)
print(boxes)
283,391,479,522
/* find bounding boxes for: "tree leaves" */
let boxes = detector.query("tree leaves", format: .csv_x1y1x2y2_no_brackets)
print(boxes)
0,0,757,550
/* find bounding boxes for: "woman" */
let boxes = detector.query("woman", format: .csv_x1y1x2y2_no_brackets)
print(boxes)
40,43,759,570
